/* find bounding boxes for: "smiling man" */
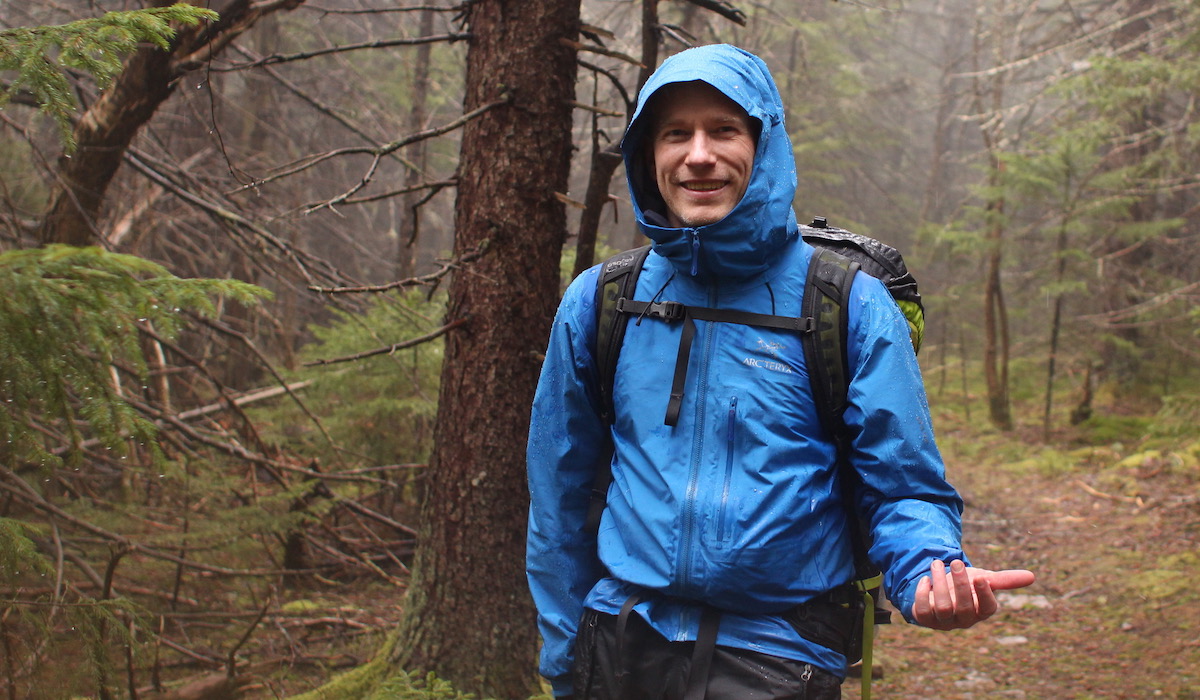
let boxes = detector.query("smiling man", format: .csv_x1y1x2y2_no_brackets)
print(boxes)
526,44,1033,700
649,82,756,228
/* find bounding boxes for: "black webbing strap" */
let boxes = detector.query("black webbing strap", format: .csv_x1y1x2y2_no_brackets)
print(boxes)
666,315,698,426
615,593,644,697
683,607,722,700
616,298,816,426
586,247,653,536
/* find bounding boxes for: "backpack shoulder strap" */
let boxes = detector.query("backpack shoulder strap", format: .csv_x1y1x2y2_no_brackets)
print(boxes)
801,244,892,646
587,245,651,534
594,245,652,424
801,246,859,439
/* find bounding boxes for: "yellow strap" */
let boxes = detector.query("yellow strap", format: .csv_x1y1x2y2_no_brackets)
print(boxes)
854,572,884,592
853,574,882,700
861,587,875,700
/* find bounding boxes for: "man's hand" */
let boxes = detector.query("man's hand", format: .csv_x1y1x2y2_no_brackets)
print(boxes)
911,559,1036,630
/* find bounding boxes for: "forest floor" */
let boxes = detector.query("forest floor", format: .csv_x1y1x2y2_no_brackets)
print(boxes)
133,405,1199,700
249,407,1199,700
842,413,1200,700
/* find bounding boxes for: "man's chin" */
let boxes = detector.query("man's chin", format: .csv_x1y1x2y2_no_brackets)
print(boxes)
673,213,726,228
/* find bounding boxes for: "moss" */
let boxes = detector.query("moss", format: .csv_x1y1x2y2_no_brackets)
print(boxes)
290,629,399,700
1000,447,1074,477
1076,414,1153,446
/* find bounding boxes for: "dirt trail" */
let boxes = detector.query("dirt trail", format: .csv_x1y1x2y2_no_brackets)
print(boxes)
848,432,1200,699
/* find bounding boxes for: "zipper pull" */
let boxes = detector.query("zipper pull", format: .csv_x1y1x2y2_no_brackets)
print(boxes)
689,229,700,276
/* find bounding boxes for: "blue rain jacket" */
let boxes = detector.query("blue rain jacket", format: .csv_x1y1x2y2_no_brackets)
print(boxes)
527,44,966,696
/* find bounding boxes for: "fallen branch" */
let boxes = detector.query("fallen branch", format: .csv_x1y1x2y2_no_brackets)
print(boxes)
1075,479,1144,507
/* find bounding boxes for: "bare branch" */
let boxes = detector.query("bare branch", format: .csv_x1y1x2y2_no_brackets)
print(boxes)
1077,281,1200,326
299,97,508,213
174,382,312,422
0,470,314,578
559,38,644,68
303,3,466,15
302,318,468,367
951,5,1171,79
679,0,747,26
334,178,456,207
309,243,486,294
215,33,471,71
570,100,624,118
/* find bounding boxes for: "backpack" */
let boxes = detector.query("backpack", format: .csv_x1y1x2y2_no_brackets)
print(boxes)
586,217,924,697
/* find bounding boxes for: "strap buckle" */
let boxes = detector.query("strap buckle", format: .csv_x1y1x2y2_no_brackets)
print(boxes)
615,298,687,322
643,300,686,321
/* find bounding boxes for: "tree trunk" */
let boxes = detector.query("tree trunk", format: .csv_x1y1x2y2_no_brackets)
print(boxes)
36,0,307,247
1042,202,1074,440
396,8,436,279
982,174,1013,431
388,0,580,696
37,39,177,246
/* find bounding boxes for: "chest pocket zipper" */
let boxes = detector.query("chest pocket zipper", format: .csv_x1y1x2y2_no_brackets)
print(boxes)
717,396,738,543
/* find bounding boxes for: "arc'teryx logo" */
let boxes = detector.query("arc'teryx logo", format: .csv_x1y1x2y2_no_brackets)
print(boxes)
756,338,783,357
743,337,794,374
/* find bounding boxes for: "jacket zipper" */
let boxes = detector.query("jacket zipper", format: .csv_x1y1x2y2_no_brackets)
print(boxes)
689,229,700,277
678,283,717,590
718,396,738,542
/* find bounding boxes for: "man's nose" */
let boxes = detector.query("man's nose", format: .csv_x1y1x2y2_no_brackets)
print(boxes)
684,132,717,166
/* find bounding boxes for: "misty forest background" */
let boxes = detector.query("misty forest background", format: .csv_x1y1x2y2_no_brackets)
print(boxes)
1,0,1198,698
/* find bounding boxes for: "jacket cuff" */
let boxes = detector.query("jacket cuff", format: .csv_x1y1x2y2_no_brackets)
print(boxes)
550,675,574,697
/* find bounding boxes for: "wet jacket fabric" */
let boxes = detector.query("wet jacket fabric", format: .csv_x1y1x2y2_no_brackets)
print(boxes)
526,44,967,697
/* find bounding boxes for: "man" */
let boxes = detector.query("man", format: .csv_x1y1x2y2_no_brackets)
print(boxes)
526,44,1034,699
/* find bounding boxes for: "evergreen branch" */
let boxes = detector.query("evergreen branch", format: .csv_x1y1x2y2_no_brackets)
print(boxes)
0,246,266,469
0,4,218,151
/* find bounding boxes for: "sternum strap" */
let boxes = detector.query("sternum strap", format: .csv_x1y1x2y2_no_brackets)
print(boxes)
615,299,816,426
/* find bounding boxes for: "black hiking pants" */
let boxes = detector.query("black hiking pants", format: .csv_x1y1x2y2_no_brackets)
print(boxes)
572,608,843,700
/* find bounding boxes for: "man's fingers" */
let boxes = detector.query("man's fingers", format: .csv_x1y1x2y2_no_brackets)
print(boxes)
930,560,955,622
950,559,975,620
912,562,1036,630
974,576,999,620
913,575,932,620
984,569,1036,591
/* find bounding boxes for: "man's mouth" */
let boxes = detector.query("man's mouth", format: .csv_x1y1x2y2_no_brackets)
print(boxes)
682,181,725,192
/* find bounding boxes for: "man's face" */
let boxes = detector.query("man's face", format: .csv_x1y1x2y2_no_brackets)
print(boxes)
650,82,756,229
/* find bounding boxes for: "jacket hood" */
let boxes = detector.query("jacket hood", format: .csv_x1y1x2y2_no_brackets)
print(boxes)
621,44,798,280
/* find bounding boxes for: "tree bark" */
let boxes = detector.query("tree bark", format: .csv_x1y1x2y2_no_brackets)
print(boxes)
388,0,580,697
36,0,307,247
